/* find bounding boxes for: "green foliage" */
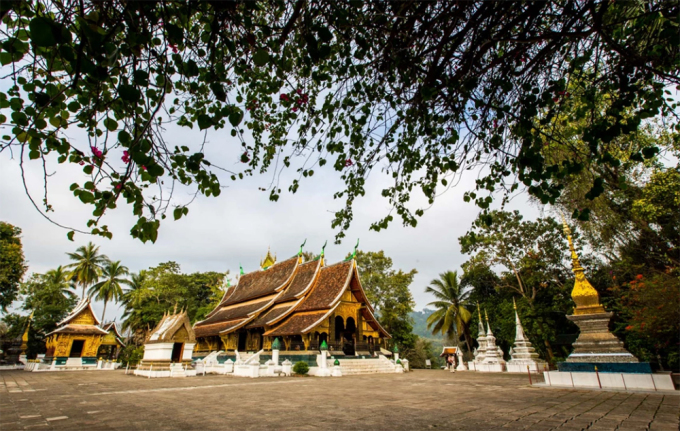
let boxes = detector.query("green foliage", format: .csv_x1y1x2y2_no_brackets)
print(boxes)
4,272,79,357
292,361,309,375
0,222,27,311
1,2,677,242
65,242,108,298
88,260,130,322
118,345,144,366
425,271,473,351
402,337,440,369
354,250,417,350
121,262,227,343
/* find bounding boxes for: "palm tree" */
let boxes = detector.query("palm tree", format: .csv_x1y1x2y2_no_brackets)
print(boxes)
426,270,473,351
44,266,77,299
89,260,130,323
66,242,108,298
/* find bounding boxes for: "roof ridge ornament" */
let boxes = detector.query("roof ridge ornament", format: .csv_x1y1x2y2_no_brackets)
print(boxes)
239,263,244,275
559,212,606,315
260,246,277,270
344,238,359,261
298,238,307,261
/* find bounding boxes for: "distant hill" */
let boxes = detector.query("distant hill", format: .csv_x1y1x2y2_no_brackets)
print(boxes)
411,308,445,352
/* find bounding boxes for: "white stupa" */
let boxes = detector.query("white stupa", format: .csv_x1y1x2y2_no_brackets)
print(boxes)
506,298,549,373
477,310,506,373
467,305,487,371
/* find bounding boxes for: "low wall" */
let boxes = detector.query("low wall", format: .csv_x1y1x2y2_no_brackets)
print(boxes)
543,371,675,391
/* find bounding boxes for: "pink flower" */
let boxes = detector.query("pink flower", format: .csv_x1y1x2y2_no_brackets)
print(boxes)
141,165,147,171
291,106,298,112
345,159,353,167
280,94,290,102
115,184,122,190
169,43,178,54
91,146,103,158
79,161,85,166
121,150,130,164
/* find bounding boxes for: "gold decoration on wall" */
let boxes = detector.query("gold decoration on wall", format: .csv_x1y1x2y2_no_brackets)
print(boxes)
561,214,606,315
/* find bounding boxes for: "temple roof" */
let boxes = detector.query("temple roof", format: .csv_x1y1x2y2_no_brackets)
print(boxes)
224,256,298,305
57,297,100,326
194,248,391,339
147,310,195,344
46,324,108,336
101,322,126,346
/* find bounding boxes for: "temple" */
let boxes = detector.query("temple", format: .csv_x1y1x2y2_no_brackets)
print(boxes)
44,297,109,368
193,244,390,360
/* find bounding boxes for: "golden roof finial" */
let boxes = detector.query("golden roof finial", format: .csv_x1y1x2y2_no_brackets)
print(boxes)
260,246,277,269
484,309,489,322
513,297,517,310
559,212,606,315
477,302,482,321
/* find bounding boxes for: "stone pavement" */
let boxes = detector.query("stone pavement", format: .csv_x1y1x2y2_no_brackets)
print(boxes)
0,370,677,431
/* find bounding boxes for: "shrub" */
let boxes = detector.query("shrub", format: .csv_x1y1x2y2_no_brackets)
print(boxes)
292,361,309,375
119,345,144,366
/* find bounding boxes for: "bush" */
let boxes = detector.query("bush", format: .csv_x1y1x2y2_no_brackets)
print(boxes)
119,345,144,366
292,361,309,375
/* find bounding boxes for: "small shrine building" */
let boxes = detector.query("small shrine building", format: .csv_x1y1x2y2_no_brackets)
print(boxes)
45,297,108,366
135,309,197,377
193,245,390,357
98,322,126,360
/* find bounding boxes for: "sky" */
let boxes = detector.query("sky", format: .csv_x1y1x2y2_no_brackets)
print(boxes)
0,90,542,324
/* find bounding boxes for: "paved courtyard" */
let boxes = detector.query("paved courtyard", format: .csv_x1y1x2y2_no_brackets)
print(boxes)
1,370,677,431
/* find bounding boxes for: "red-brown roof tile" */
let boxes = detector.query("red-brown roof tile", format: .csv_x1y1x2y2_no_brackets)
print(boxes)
224,257,298,304
194,319,247,338
246,302,297,329
197,298,270,327
276,260,320,303
295,261,352,312
265,312,329,336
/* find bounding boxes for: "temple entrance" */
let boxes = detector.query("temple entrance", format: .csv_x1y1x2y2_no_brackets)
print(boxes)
69,340,84,357
171,342,183,363
237,331,247,351
334,316,344,340
343,317,356,356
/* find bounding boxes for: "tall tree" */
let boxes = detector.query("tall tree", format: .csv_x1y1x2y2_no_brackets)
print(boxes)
44,266,77,299
7,271,79,356
0,222,27,311
88,260,130,323
65,242,107,298
354,250,417,350
425,271,473,351
1,2,676,243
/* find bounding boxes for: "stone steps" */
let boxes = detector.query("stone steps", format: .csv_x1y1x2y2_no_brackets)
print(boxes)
333,358,397,375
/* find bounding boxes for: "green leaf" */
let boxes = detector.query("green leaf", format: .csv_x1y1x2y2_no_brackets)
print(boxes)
173,207,183,220
67,231,75,241
104,117,118,131
83,165,93,174
29,17,57,47
252,48,269,67
228,109,243,127
197,114,212,130
118,84,141,103
29,150,40,160
78,191,95,204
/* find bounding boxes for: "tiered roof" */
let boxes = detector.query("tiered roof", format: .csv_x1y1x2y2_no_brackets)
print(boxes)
46,297,108,336
147,309,195,344
193,248,390,340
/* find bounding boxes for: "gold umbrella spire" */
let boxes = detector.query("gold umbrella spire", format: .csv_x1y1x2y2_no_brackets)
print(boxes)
560,213,605,315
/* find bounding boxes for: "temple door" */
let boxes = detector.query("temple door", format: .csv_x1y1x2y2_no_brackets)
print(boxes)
171,342,183,363
69,340,84,357
237,332,247,352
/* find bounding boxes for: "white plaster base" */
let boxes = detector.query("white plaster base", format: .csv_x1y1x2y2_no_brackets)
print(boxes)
543,371,676,391
332,365,342,377
507,362,549,373
467,361,477,371
477,363,505,372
